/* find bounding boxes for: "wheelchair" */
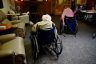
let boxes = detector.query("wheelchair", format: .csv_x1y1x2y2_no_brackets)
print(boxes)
30,25,63,62
60,16,78,35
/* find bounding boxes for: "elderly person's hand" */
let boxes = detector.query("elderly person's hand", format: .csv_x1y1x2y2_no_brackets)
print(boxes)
29,21,34,26
60,18,65,26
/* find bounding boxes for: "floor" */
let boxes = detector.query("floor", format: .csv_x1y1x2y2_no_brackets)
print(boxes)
24,15,96,64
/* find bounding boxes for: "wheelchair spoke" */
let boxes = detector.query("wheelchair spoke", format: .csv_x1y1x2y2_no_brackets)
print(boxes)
55,35,63,55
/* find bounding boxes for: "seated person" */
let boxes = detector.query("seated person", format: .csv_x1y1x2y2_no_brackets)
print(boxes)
60,5,76,33
61,5,74,25
31,14,58,39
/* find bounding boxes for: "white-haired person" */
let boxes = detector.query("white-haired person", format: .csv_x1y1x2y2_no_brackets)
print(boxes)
30,14,58,53
30,14,57,38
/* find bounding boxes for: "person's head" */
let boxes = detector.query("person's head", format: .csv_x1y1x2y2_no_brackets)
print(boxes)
92,7,95,10
42,14,52,21
80,5,83,9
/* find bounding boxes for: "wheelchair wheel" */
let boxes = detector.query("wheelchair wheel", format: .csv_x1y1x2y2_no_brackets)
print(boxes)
49,35,63,58
48,36,63,59
31,35,39,62
55,35,63,55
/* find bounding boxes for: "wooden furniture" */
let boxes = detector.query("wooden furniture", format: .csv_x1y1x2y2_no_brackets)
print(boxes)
55,0,72,15
0,24,12,31
80,10,96,39
80,10,96,23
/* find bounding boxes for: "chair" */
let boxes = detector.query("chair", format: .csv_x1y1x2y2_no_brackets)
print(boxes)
0,10,26,37
60,16,78,35
65,16,77,34
31,26,63,62
0,33,26,64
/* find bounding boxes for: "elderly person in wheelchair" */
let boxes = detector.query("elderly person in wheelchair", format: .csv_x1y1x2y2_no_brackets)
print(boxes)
30,14,63,61
31,14,57,38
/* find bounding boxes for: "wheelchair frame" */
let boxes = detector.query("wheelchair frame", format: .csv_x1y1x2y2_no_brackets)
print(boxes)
31,28,63,62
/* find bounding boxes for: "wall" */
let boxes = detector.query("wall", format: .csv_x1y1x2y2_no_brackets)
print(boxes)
58,0,63,5
29,0,52,14
86,0,96,10
77,0,82,4
55,0,72,15
9,0,15,7
77,0,86,5
0,0,10,13
39,0,52,14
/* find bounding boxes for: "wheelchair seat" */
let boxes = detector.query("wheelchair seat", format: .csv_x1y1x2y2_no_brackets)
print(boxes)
65,16,76,33
64,16,78,34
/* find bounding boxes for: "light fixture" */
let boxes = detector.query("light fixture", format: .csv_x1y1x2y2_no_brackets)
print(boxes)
21,0,23,1
15,0,23,1
37,0,43,2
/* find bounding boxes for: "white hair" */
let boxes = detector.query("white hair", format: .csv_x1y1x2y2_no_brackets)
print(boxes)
42,14,52,21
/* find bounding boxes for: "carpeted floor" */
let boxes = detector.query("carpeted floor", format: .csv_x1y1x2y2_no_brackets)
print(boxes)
24,15,96,64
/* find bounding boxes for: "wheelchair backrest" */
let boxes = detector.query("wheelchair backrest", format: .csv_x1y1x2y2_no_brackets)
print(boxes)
37,25,55,45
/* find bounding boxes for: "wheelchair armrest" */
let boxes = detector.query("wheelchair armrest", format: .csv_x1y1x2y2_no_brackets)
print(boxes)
0,33,16,43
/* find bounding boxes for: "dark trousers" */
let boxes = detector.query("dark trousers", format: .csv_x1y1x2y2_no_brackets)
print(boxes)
60,16,76,34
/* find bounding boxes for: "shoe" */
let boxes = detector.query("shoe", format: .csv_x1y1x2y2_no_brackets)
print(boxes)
92,33,96,39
